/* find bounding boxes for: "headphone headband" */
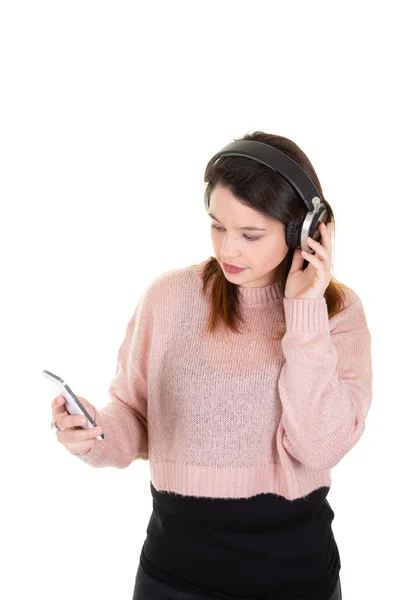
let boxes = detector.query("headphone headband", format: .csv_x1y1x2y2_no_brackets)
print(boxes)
204,140,320,213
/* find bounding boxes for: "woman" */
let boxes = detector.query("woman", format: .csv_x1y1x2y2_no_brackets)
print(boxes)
51,131,372,599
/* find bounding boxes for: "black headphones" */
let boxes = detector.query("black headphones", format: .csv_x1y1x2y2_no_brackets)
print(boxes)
203,140,329,255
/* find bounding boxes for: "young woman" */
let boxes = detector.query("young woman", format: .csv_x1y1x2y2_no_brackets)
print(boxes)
51,131,372,600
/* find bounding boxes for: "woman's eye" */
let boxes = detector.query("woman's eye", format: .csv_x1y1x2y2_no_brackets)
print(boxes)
211,224,259,242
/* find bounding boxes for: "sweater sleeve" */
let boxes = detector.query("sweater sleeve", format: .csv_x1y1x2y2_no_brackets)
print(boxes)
276,287,373,472
76,288,153,469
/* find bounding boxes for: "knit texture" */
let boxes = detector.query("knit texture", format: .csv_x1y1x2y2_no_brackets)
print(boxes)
77,262,373,501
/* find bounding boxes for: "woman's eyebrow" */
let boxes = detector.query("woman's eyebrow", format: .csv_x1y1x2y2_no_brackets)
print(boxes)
208,212,267,231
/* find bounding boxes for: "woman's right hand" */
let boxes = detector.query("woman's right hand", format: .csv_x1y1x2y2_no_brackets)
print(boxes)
51,394,103,456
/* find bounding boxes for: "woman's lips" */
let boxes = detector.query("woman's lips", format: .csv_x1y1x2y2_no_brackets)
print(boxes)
222,262,247,274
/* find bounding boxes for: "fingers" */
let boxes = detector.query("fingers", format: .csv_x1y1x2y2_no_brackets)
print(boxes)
51,395,66,418
56,424,102,444
51,394,102,456
307,236,329,261
51,395,94,430
56,413,89,431
51,396,69,429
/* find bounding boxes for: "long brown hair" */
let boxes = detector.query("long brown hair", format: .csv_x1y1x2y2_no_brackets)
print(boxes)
200,131,350,338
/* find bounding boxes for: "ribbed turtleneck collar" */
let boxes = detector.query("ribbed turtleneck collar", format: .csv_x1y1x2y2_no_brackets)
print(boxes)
237,281,283,308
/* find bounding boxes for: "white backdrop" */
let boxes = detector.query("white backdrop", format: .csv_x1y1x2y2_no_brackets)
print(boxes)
1,1,397,599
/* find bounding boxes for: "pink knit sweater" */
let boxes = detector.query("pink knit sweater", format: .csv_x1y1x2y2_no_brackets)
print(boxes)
77,262,373,501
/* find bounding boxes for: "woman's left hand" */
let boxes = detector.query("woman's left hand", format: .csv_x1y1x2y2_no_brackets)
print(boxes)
284,221,333,300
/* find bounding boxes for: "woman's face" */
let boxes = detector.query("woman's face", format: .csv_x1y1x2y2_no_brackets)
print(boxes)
208,184,289,288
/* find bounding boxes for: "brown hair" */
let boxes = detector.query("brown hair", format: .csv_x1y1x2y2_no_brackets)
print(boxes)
200,130,350,339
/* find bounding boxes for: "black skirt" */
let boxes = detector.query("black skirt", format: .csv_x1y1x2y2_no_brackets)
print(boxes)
132,560,342,600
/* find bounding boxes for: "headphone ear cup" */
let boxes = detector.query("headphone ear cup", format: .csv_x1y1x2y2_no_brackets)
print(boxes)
285,218,304,250
286,205,328,250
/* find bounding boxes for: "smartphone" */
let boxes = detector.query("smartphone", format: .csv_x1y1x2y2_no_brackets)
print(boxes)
43,369,105,440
